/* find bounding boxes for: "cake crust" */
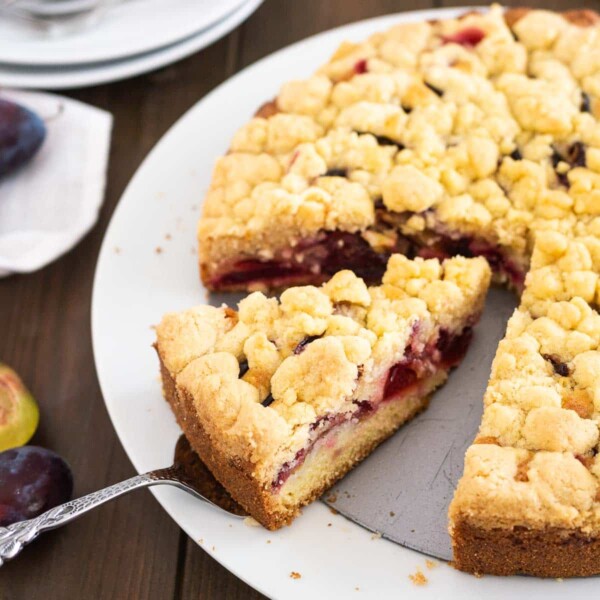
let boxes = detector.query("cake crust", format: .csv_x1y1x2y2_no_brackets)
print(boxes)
452,520,600,578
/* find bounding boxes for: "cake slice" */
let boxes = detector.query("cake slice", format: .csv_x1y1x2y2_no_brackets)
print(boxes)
156,255,490,529
449,234,600,577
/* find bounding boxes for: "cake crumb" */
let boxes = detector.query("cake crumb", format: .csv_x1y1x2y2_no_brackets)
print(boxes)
212,546,216,552
355,587,360,591
114,246,121,254
165,233,172,240
266,540,271,544
556,578,564,583
243,516,261,527
425,559,437,570
290,571,302,580
155,246,163,254
327,523,332,527
371,531,382,540
329,507,339,515
327,493,338,503
389,511,395,517
409,569,428,586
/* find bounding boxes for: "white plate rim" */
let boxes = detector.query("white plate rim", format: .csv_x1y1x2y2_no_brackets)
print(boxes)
0,0,263,90
91,7,600,599
0,0,248,67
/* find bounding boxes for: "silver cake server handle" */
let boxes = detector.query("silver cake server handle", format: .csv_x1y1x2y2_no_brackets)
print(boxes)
0,464,244,566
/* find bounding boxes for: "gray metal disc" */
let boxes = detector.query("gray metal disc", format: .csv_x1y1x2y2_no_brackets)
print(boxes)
322,287,518,561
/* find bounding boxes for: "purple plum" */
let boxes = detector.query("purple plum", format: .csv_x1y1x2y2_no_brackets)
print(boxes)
0,98,46,178
0,446,73,527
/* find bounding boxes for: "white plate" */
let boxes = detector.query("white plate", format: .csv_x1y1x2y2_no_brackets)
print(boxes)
0,0,263,90
92,7,599,599
0,0,247,66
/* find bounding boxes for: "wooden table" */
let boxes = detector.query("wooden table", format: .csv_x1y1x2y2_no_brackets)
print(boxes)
0,0,590,597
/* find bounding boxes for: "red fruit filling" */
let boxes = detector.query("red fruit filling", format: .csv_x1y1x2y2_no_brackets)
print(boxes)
210,231,409,289
442,27,486,47
210,206,525,292
354,59,368,74
271,324,474,491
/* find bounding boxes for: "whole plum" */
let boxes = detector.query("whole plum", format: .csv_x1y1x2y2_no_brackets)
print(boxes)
0,446,73,527
0,98,46,178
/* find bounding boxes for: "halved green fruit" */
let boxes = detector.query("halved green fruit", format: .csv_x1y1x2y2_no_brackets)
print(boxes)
0,364,39,451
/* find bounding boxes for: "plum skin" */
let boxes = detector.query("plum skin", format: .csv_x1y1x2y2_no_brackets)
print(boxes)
0,446,73,527
0,98,46,178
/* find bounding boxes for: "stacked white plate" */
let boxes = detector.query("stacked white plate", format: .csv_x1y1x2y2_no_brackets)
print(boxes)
0,0,264,89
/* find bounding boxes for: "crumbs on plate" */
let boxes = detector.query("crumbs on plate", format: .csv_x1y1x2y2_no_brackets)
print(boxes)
408,569,428,586
290,571,301,580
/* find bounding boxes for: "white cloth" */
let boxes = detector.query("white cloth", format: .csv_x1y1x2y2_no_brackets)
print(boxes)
0,89,112,277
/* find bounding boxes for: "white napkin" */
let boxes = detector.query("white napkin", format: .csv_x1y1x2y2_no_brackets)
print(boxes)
0,89,112,277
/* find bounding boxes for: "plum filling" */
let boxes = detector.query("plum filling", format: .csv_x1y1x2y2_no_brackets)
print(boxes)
212,224,524,291
211,231,409,289
442,27,485,47
211,202,526,291
271,324,474,491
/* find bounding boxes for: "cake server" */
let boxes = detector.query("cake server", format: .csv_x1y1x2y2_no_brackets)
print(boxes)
323,286,518,561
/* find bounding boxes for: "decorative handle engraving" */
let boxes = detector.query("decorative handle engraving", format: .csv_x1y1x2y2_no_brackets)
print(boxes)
0,468,179,566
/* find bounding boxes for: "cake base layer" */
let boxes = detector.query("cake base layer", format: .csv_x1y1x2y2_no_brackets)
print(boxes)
160,354,448,530
452,519,600,577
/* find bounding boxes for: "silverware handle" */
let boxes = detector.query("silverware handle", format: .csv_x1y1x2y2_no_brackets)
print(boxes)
0,469,172,566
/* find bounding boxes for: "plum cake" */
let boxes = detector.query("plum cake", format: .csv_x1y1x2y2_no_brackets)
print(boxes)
168,2,600,578
198,5,599,293
156,255,491,529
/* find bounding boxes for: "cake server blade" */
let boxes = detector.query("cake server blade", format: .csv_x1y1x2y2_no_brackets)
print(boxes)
322,286,518,561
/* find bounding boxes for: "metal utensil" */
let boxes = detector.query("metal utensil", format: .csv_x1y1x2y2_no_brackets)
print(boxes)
0,437,246,567
323,287,518,561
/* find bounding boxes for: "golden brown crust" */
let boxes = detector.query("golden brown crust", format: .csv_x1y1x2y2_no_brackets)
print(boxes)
254,99,279,119
452,519,600,577
160,355,289,529
501,7,531,28
504,7,599,28
561,9,600,27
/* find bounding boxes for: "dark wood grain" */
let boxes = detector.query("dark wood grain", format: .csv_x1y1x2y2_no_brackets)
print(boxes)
0,1,588,598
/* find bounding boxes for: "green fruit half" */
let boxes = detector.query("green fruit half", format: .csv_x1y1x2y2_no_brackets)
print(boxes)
0,364,39,451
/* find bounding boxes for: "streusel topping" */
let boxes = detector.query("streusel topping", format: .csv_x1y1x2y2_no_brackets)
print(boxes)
200,5,600,274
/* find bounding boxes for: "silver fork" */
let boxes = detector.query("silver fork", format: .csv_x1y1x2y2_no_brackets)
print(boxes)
0,462,246,567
